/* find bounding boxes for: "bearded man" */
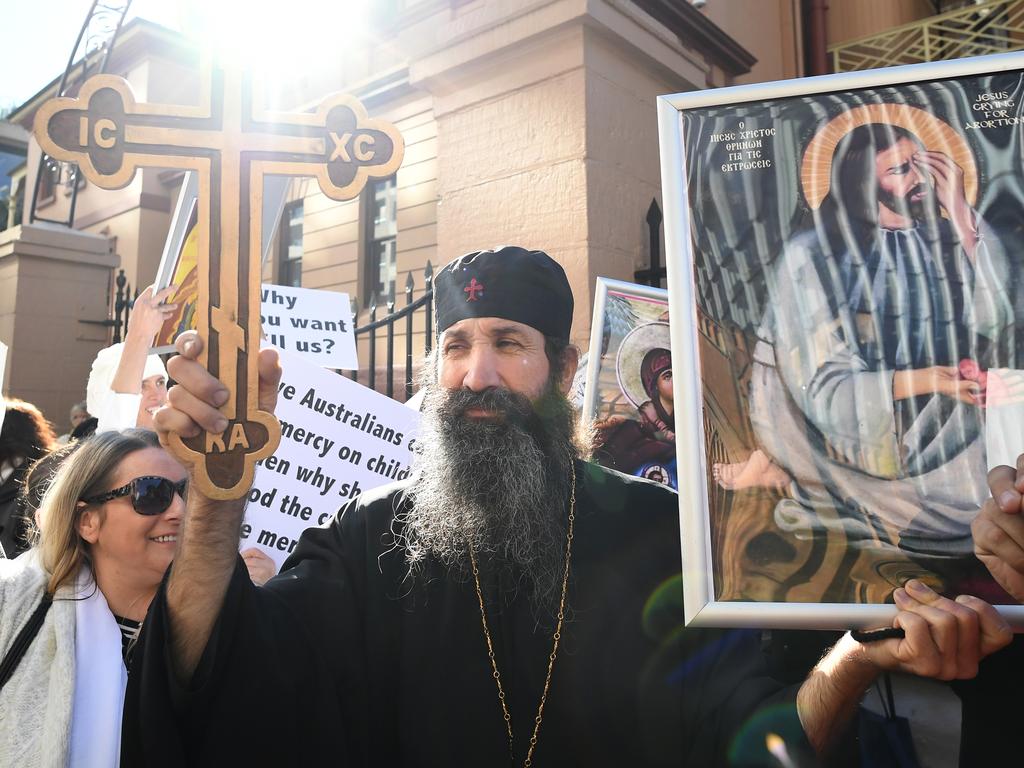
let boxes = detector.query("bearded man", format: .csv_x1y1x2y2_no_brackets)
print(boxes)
122,247,1010,766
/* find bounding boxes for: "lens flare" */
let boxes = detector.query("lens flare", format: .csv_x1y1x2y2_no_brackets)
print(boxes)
174,0,372,85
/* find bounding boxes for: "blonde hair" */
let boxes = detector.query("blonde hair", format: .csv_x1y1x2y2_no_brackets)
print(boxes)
34,429,161,595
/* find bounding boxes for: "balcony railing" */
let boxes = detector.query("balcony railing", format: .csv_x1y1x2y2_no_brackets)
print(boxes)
829,0,1024,72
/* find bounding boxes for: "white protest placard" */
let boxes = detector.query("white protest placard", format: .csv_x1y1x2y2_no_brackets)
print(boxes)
261,284,358,369
242,346,421,569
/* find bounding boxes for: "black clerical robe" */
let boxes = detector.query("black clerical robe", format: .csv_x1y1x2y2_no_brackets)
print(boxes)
122,461,809,766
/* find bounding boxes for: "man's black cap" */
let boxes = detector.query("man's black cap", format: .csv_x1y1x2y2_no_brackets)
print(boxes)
434,246,573,342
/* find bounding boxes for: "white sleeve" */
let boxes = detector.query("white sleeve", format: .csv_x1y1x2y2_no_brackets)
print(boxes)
94,390,141,434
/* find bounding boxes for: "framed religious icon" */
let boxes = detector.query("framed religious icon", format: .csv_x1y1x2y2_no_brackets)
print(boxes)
657,51,1024,629
152,173,291,353
153,171,199,353
582,279,678,490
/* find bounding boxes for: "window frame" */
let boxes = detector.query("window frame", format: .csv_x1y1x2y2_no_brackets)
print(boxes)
278,199,304,288
361,175,398,307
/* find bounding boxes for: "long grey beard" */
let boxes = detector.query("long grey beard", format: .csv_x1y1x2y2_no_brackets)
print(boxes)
402,384,579,617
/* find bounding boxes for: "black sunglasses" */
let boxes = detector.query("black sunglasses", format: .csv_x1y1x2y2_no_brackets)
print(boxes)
80,476,188,516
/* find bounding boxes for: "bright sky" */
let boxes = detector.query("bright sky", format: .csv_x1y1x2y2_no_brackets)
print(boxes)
1,0,371,113
1,0,183,111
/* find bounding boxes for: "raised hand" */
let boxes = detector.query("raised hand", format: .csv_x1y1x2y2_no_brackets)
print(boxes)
154,331,281,445
973,458,1024,601
128,284,179,344
157,332,283,681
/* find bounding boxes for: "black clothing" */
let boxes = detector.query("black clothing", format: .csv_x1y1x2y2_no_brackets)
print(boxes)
70,417,98,441
123,462,808,767
952,633,1024,766
0,463,30,559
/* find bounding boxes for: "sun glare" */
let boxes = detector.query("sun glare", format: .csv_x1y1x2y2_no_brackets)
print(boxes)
178,0,371,79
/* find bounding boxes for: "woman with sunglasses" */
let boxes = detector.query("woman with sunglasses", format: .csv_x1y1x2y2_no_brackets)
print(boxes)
0,428,186,766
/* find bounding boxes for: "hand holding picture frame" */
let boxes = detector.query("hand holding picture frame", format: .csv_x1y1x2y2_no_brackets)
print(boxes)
151,172,291,353
658,51,1024,629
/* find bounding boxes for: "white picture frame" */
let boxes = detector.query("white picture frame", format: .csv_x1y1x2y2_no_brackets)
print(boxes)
658,51,1024,629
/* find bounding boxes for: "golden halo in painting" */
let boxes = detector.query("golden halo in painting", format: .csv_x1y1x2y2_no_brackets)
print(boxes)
800,104,978,210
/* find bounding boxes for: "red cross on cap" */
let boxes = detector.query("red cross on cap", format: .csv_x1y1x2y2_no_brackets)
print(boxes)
464,277,484,301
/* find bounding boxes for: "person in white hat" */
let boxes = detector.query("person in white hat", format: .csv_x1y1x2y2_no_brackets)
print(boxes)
87,285,177,434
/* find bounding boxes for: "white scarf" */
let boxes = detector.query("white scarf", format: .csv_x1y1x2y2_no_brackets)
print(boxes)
68,566,126,768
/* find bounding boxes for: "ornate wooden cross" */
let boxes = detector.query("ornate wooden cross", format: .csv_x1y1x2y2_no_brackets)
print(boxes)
35,66,404,499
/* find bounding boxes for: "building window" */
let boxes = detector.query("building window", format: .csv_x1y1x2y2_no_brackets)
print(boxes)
279,201,303,287
63,166,86,196
37,158,60,205
363,176,397,305
10,177,24,228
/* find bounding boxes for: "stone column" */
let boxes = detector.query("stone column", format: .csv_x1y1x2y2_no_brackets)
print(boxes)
0,223,118,432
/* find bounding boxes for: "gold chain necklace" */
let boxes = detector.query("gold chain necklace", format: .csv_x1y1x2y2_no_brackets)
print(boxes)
470,463,576,768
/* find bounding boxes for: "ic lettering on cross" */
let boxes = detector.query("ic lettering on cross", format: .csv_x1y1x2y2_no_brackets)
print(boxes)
35,65,404,499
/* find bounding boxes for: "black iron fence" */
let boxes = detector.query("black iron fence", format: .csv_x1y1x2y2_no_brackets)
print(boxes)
354,197,662,403
352,200,663,400
83,268,135,344
350,262,434,401
99,262,435,402
634,198,665,288
100,203,659,398
96,199,663,395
